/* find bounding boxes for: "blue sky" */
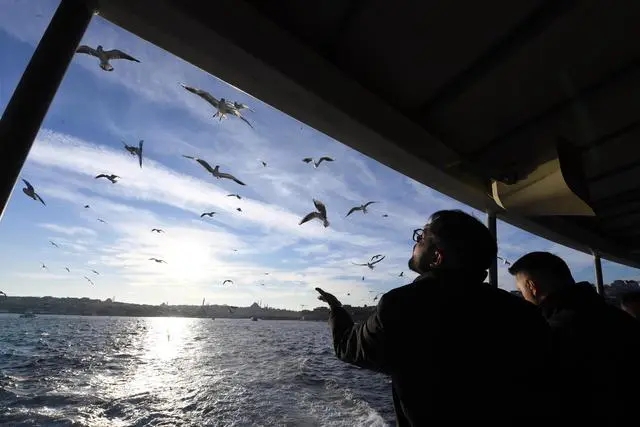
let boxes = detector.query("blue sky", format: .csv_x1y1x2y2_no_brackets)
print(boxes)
0,0,638,309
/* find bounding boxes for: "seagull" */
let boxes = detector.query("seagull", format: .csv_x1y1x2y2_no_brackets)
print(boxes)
65,267,70,272
21,179,46,205
373,292,384,302
182,155,246,185
95,174,119,183
84,205,90,209
352,255,386,270
49,241,59,248
222,279,233,285
83,276,95,286
227,194,242,199
97,218,107,224
299,199,329,227
181,85,254,128
346,201,378,217
151,228,164,233
91,269,100,275
236,208,242,212
382,214,389,218
497,256,511,266
41,263,48,270
302,157,333,168
123,140,143,168
149,258,167,263
362,276,365,281
259,160,267,167
201,211,216,218
0,291,6,299
399,271,404,277
75,45,140,71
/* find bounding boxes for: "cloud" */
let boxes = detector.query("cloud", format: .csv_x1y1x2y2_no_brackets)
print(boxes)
38,223,97,237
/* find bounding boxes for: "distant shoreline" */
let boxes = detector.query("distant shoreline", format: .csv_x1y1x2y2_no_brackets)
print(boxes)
0,296,375,322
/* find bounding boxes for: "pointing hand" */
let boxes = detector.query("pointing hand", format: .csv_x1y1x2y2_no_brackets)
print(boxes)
315,287,342,309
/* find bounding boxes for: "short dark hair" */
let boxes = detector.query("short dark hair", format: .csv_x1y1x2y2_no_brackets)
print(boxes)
620,291,640,306
508,251,575,284
426,209,497,271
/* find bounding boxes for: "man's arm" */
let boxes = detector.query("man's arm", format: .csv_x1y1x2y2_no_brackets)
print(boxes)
328,296,391,374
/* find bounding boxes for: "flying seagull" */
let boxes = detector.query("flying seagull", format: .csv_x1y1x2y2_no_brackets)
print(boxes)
181,85,254,128
200,211,216,218
346,201,378,217
49,240,59,248
123,140,144,168
65,267,70,272
84,205,90,209
497,256,511,266
382,214,389,218
352,255,386,270
227,194,242,199
83,276,95,286
182,155,246,185
373,292,384,302
0,291,6,299
236,208,242,212
151,228,164,233
259,160,267,167
399,271,404,277
91,269,100,275
97,218,107,224
222,279,233,285
21,179,46,205
302,157,333,168
149,258,167,263
95,174,119,183
41,262,48,270
299,199,329,228
75,45,140,72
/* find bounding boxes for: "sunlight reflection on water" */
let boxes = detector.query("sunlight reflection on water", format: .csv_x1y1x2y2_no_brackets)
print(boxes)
0,315,393,426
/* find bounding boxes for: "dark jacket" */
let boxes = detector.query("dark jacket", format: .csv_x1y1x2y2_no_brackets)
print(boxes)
328,271,555,426
539,283,640,426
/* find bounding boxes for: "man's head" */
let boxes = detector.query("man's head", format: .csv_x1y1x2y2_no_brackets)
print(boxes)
408,210,497,277
620,291,640,319
508,252,575,305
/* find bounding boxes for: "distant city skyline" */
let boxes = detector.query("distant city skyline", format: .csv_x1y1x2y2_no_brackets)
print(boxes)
0,0,638,310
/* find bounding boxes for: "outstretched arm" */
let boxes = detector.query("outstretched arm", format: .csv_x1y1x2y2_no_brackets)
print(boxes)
316,288,391,374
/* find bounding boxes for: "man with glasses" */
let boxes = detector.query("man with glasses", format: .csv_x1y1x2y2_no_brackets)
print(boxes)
316,210,556,426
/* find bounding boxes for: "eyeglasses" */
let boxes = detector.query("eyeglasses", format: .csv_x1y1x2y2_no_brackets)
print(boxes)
412,228,424,243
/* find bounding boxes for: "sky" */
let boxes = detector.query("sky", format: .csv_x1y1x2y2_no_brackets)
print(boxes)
0,0,638,310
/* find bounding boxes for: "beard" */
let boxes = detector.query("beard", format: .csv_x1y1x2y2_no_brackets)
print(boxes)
408,254,429,274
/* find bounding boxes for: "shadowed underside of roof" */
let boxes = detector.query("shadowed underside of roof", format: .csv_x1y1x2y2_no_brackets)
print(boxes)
98,0,640,268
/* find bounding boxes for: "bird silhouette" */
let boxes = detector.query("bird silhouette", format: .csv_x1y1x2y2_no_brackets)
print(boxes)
200,211,216,218
346,201,377,217
123,140,143,168
299,199,329,227
151,228,164,233
149,258,166,263
95,174,119,183
21,179,45,205
302,157,333,168
76,44,140,71
182,155,246,185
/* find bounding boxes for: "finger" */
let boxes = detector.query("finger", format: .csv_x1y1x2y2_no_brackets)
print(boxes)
315,287,325,295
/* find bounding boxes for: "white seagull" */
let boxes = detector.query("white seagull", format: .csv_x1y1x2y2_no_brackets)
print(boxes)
346,201,378,217
181,85,254,128
302,157,333,168
352,255,386,270
299,199,329,228
182,155,246,185
75,45,140,71
123,140,143,168
22,179,45,205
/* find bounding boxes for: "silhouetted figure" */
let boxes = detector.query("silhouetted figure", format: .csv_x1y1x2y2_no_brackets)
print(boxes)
316,210,554,426
509,251,640,426
620,290,640,319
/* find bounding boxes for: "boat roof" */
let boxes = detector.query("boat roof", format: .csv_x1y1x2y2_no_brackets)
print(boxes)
100,0,640,268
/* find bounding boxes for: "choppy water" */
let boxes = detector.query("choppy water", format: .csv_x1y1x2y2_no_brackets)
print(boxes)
0,314,393,426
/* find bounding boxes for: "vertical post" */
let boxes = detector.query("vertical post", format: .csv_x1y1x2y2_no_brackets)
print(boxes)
487,211,498,287
0,0,95,220
594,253,605,296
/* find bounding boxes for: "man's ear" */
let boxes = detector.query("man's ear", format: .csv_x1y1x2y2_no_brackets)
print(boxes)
526,279,537,297
432,249,443,267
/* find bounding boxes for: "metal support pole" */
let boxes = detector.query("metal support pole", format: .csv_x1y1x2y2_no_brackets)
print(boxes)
0,0,95,220
594,253,605,296
487,211,498,287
